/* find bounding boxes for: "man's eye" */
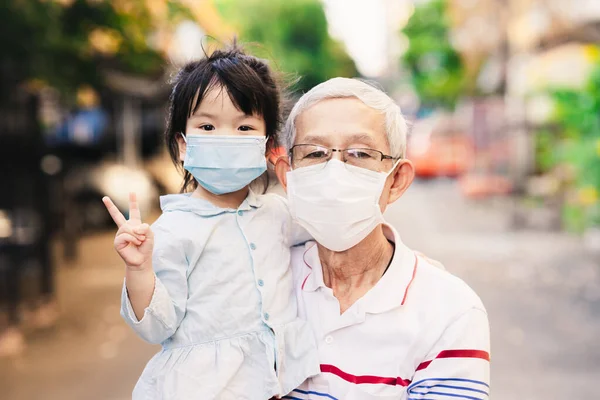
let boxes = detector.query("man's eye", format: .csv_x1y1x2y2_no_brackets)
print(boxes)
348,150,374,159
305,151,327,159
238,125,254,132
199,124,215,131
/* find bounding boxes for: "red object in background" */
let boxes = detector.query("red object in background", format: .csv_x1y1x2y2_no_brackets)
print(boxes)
459,173,513,198
407,119,473,179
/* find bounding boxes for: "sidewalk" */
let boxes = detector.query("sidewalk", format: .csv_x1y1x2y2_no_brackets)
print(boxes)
388,179,600,399
0,230,158,400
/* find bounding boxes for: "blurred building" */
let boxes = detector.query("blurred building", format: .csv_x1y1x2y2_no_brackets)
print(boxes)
445,0,600,192
0,0,230,356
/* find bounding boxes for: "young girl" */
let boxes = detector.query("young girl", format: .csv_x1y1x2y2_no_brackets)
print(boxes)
102,46,318,399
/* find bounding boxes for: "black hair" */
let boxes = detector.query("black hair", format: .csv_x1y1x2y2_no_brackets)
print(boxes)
166,43,282,192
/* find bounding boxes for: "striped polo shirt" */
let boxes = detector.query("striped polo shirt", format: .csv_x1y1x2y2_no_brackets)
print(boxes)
287,224,490,400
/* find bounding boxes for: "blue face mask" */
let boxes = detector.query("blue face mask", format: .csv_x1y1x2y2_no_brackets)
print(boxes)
181,134,267,195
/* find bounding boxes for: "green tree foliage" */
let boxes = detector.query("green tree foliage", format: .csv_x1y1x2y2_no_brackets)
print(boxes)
401,0,466,109
0,0,192,97
215,0,357,93
536,61,600,228
554,67,600,188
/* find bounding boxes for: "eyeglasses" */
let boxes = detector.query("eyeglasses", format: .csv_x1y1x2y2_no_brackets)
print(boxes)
290,144,400,172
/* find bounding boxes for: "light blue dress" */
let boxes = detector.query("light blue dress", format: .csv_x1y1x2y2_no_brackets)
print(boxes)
121,191,319,399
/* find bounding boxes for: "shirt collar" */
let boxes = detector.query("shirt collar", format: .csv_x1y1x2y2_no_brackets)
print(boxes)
243,189,263,209
160,189,263,217
301,223,418,313
300,243,326,292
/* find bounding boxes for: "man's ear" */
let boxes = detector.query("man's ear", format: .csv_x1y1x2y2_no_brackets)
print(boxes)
274,156,291,193
387,159,415,204
176,134,186,162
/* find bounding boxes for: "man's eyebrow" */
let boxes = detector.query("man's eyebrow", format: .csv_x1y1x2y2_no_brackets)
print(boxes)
299,133,377,147
299,134,329,145
346,133,376,146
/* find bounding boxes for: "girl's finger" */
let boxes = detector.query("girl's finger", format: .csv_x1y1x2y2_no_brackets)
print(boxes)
117,224,146,241
103,196,127,228
115,233,142,247
129,192,142,223
134,223,150,235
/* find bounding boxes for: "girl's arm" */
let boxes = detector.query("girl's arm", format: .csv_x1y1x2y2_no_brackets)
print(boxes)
103,193,155,319
124,266,155,320
120,226,188,344
104,194,187,344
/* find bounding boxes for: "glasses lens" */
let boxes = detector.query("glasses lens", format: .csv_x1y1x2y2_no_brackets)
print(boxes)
292,145,330,168
344,148,384,171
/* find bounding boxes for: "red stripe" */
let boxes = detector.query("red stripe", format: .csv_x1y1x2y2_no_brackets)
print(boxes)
416,349,491,371
320,364,412,387
401,257,418,305
301,274,310,290
301,244,315,290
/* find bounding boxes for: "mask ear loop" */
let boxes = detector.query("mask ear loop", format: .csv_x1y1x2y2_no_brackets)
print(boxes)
385,158,403,177
179,132,187,144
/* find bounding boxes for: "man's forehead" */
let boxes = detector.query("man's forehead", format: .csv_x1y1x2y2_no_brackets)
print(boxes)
294,97,385,144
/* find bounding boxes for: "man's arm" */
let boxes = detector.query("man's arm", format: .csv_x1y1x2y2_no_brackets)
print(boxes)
405,307,490,399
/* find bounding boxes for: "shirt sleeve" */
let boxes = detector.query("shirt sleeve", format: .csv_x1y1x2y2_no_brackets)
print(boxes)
270,194,312,246
404,307,490,400
120,222,188,345
289,219,312,246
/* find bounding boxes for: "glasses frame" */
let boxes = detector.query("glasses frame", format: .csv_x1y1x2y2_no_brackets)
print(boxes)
289,144,401,165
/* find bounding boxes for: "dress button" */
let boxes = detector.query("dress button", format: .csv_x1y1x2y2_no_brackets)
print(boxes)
264,312,270,320
237,210,243,216
250,243,257,250
325,335,333,344
258,279,264,287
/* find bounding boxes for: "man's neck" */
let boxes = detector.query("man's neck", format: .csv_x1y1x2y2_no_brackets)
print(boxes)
191,185,249,209
318,225,394,314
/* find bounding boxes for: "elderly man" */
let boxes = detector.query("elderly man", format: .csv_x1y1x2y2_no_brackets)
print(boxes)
275,78,490,400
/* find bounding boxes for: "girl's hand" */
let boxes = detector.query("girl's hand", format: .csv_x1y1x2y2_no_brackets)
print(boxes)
103,193,154,270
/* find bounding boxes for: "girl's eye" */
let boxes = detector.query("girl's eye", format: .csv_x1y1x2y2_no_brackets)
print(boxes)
199,124,215,131
238,125,254,132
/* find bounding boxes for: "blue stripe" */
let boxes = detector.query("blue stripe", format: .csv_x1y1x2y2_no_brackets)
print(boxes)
292,388,339,400
409,391,483,400
408,378,489,391
411,384,488,396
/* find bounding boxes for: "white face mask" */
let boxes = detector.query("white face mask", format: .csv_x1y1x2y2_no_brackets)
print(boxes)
286,159,399,252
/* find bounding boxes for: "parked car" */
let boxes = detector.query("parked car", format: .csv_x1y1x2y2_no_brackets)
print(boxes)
407,114,473,178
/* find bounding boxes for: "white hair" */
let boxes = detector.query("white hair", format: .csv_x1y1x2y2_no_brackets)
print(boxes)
282,77,408,158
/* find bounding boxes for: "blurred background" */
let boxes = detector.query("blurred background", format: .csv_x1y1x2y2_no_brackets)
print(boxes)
1,0,599,399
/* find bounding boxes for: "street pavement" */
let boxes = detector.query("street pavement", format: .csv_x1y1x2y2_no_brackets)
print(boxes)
389,180,600,399
1,180,598,399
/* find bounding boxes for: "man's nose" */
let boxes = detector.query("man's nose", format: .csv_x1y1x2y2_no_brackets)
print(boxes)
330,149,345,161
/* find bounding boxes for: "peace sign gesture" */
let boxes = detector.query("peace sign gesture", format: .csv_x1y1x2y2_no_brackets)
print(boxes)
103,193,154,270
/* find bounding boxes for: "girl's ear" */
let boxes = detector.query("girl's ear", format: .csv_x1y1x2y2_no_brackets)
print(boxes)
266,136,277,152
176,133,187,162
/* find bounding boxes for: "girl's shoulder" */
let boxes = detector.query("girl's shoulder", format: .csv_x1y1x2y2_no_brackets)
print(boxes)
255,192,290,218
151,194,213,236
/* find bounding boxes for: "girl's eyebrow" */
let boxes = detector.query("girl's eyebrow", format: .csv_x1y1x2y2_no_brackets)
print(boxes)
238,113,262,121
190,111,260,121
189,111,218,119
